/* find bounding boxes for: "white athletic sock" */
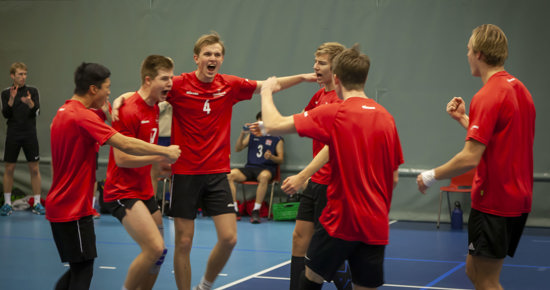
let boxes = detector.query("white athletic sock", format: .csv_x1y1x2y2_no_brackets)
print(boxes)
234,202,239,212
198,277,213,290
34,195,41,206
253,202,261,211
4,193,11,205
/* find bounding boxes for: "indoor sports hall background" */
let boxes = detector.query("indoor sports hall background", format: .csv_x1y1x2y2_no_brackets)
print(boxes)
0,0,549,226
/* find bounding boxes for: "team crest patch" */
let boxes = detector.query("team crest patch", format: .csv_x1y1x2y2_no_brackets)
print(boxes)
265,139,272,146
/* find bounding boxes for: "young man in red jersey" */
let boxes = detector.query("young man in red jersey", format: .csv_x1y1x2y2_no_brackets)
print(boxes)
170,32,317,290
417,24,535,290
257,45,403,290
112,32,316,290
47,62,180,290
103,55,175,290
278,42,352,290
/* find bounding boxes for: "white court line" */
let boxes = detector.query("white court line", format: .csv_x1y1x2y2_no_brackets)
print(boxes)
215,260,290,290
255,275,290,280
383,284,472,290
390,220,398,225
99,266,117,270
215,257,473,290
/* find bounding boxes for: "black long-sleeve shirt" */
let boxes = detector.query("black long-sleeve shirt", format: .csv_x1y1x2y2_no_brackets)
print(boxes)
1,84,40,139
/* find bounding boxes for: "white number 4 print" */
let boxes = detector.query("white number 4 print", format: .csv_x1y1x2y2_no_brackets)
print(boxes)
203,100,211,115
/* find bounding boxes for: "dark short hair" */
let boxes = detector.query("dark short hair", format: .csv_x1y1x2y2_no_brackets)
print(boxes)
73,62,111,95
332,44,370,91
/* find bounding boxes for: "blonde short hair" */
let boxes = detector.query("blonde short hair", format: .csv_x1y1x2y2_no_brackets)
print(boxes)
194,31,225,56
315,42,345,63
470,24,508,66
10,62,27,75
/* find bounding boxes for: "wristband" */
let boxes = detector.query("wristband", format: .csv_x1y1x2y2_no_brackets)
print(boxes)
257,121,267,135
421,169,436,188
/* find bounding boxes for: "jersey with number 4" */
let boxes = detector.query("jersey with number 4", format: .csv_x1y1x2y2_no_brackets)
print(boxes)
168,72,257,174
104,93,159,202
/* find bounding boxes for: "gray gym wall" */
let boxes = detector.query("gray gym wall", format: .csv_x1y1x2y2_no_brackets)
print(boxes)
1,0,548,226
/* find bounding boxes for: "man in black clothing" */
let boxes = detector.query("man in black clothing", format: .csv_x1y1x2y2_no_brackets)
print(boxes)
1,62,43,216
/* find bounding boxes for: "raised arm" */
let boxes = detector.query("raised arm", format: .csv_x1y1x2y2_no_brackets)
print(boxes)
235,127,251,152
254,73,316,94
257,76,298,136
446,97,469,129
281,145,329,195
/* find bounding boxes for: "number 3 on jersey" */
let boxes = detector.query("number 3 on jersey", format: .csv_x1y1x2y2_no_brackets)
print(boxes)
203,99,211,115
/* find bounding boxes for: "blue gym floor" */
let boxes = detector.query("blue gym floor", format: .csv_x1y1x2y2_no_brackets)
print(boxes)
1,210,549,289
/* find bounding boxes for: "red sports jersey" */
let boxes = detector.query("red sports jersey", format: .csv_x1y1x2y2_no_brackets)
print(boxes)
104,93,159,202
46,100,117,222
167,71,257,174
294,97,403,245
466,71,535,217
304,88,342,185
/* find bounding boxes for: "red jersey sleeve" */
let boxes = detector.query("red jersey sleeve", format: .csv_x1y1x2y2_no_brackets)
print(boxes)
229,75,257,104
466,88,503,146
293,104,338,145
78,111,117,145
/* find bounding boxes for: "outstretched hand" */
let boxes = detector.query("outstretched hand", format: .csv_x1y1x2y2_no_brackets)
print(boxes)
281,175,308,195
111,93,133,122
261,76,280,94
248,122,264,137
302,72,317,83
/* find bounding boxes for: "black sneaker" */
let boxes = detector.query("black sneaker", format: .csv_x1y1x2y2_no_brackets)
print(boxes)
250,210,260,224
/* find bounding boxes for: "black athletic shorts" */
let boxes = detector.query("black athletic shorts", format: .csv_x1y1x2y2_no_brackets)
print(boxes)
50,216,97,263
238,167,273,181
306,226,385,288
168,173,235,219
468,208,528,259
107,196,160,223
3,136,40,163
296,181,327,226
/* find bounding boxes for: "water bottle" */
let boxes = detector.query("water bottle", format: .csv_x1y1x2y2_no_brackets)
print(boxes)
451,201,463,230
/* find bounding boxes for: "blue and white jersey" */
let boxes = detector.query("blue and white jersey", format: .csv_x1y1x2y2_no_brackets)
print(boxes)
245,135,282,174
